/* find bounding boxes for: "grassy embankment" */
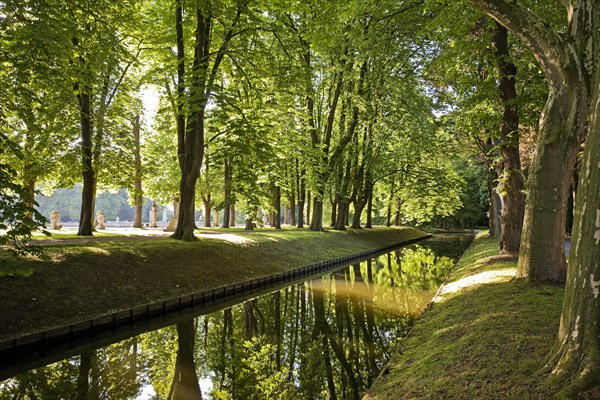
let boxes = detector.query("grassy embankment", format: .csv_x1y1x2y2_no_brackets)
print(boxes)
0,227,426,341
365,231,576,399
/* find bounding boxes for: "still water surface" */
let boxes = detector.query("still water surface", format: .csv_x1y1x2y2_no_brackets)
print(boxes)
0,234,471,399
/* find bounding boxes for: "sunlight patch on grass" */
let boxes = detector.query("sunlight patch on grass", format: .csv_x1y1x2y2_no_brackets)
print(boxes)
197,233,256,244
434,268,515,302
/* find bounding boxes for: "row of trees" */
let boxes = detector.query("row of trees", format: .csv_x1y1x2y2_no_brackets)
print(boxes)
3,0,600,394
1,0,477,245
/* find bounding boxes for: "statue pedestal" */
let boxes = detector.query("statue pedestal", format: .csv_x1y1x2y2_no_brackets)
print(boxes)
163,217,178,232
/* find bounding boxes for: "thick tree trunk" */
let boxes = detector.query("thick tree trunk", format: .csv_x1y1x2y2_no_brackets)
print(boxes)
132,115,143,229
516,91,582,282
309,195,324,231
229,203,235,227
203,198,211,227
244,218,253,230
335,200,348,230
172,320,202,400
297,197,305,228
351,200,366,229
22,170,35,220
492,22,524,254
173,177,199,241
77,91,95,237
544,72,600,396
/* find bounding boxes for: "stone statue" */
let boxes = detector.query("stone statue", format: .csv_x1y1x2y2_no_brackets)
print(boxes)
49,210,62,230
96,211,106,230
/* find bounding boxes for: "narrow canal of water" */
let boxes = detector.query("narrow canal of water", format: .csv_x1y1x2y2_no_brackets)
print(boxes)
0,234,472,399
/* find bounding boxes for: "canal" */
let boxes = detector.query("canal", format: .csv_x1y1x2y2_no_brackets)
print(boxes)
0,234,472,399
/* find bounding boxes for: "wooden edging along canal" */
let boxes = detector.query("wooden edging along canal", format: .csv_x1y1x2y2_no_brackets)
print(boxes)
0,234,431,380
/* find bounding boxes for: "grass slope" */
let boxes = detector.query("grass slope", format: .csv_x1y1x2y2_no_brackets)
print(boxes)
366,232,567,399
0,227,426,341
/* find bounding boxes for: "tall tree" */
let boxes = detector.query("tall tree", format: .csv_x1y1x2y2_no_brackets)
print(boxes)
544,61,600,396
171,0,245,241
468,0,596,282
491,21,525,255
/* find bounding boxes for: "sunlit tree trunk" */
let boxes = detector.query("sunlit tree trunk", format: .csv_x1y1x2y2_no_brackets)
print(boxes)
544,58,600,397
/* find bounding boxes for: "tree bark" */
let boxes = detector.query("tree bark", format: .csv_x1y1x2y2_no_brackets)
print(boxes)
365,190,373,228
77,89,95,237
305,191,312,226
229,203,235,227
202,198,211,228
273,184,281,229
492,22,524,255
309,195,324,231
222,158,232,229
544,66,600,396
132,115,143,228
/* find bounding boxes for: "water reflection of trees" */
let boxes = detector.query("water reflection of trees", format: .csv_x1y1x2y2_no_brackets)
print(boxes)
0,339,139,399
0,238,469,399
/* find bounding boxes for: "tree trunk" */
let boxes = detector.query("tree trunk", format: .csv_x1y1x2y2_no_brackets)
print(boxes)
365,190,373,228
229,203,235,227
203,198,211,228
273,184,281,229
351,200,365,229
222,158,231,229
132,115,143,229
172,319,202,400
335,199,348,230
76,352,93,400
330,200,338,228
516,95,582,282
77,90,95,237
297,196,305,228
487,165,502,238
309,195,324,231
244,218,253,230
290,194,296,226
492,22,525,254
544,69,600,396
306,191,311,226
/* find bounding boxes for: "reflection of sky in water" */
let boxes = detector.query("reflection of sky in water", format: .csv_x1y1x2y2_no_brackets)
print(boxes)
1,234,472,400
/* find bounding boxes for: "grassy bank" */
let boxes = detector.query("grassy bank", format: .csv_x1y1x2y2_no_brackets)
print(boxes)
0,227,426,341
365,232,570,399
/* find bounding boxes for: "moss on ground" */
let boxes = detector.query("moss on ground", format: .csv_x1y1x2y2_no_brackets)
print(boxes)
0,227,426,341
365,232,568,399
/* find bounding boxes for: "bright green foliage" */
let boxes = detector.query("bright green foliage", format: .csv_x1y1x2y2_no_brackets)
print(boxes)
0,133,48,258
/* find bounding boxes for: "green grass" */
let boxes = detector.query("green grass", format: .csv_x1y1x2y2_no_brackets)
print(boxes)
0,227,427,341
366,232,566,399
